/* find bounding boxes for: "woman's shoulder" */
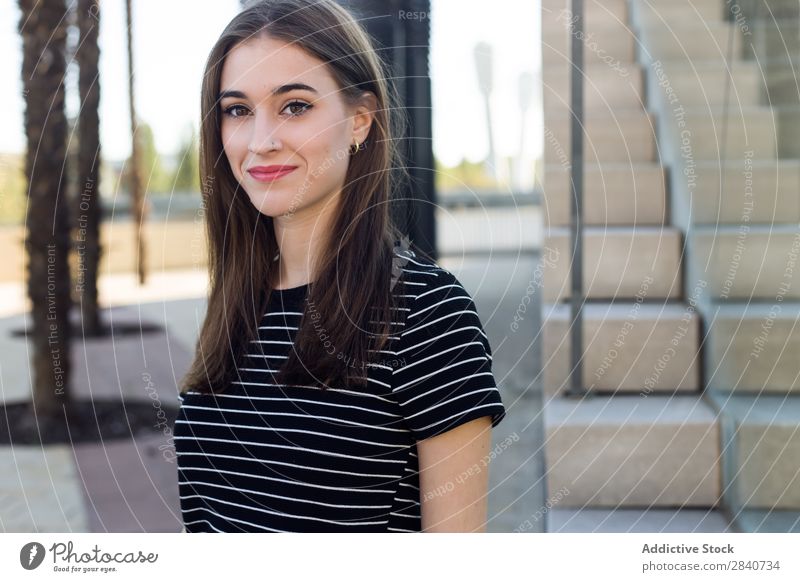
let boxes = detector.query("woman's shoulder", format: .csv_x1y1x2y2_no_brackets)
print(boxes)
392,242,443,283
390,244,477,315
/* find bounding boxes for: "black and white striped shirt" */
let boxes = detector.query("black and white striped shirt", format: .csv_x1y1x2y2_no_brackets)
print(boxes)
174,250,506,532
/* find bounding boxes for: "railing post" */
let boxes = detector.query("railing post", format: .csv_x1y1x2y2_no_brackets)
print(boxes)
565,0,587,398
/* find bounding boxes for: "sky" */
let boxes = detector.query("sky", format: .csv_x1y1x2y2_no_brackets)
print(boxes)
1,0,540,169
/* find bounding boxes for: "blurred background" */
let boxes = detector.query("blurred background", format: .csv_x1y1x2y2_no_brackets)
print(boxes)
1,0,798,534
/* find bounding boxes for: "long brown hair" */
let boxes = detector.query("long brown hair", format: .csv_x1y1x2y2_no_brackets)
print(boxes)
180,0,421,395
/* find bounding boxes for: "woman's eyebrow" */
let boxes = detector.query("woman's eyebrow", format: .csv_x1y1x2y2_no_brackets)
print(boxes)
218,83,319,101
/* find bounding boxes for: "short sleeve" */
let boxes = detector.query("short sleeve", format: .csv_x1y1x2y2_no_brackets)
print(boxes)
391,269,507,441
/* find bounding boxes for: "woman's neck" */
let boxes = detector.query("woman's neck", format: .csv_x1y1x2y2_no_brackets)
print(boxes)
271,202,336,289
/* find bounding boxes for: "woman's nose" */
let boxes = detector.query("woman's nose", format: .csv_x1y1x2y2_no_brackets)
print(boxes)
247,112,281,154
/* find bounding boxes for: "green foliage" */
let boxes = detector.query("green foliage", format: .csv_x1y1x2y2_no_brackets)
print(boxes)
0,154,26,224
121,121,171,194
170,124,200,193
434,156,498,192
120,122,201,195
143,123,173,192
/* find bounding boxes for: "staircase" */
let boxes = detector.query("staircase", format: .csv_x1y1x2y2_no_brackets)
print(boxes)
540,0,800,532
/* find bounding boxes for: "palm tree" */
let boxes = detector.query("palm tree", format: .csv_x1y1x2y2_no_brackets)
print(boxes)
75,0,103,335
125,0,147,284
18,0,73,416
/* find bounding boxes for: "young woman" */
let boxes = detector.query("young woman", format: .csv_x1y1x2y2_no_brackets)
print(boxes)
175,0,506,533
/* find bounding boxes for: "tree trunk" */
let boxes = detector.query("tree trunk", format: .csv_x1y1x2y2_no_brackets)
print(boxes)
125,0,147,284
18,0,73,416
75,0,103,335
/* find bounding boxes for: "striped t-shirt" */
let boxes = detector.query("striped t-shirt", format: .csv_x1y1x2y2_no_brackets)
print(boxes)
174,250,506,532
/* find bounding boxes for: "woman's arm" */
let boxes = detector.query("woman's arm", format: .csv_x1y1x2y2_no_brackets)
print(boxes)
417,415,493,532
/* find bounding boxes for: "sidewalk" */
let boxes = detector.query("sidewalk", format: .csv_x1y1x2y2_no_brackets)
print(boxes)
0,270,206,532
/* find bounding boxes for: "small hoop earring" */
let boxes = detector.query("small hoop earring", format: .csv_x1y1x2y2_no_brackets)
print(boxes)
349,139,365,155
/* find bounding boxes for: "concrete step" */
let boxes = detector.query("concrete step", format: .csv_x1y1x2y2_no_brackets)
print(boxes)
749,20,800,61
543,226,683,301
774,106,800,158
641,22,744,62
690,224,800,300
542,302,701,398
545,110,657,163
707,392,800,511
760,62,800,107
687,160,800,224
543,64,644,113
704,302,800,394
739,0,800,18
660,106,777,161
648,61,762,107
735,509,800,533
543,394,721,507
542,14,635,68
547,507,733,532
632,0,726,27
541,0,628,29
543,162,666,227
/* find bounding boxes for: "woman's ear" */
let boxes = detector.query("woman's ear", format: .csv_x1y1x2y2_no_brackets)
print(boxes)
351,91,378,144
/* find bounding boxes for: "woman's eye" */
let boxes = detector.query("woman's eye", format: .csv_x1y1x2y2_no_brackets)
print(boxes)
283,101,312,117
222,104,249,118
221,101,312,118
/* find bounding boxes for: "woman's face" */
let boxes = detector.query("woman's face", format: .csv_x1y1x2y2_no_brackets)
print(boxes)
218,34,372,219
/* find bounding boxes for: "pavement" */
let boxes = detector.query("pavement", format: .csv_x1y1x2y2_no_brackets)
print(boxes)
0,273,205,533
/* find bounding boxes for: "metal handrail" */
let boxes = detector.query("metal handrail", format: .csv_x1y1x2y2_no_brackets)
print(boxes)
564,0,587,398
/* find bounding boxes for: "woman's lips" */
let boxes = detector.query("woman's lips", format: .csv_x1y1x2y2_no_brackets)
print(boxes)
247,166,298,182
